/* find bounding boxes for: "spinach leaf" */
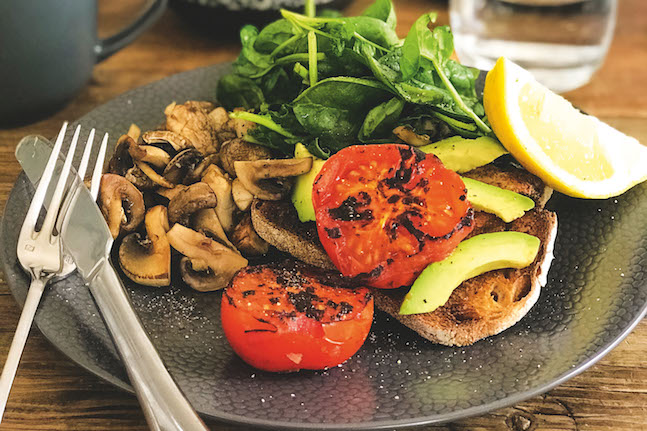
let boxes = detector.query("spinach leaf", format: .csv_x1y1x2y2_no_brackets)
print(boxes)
216,74,264,110
359,97,405,142
362,0,396,30
253,19,296,54
292,77,391,151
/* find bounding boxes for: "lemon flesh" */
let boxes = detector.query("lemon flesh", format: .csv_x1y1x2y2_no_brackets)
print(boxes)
484,57,647,198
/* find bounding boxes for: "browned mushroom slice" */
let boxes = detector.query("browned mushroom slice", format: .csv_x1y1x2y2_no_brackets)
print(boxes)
393,125,431,147
201,165,236,233
233,117,255,139
99,174,146,238
164,101,219,154
187,153,219,183
118,205,171,287
162,149,203,185
208,107,229,130
219,138,274,177
107,135,135,176
142,130,190,152
167,224,248,292
157,184,188,202
128,144,171,169
127,123,141,142
135,161,175,189
234,158,313,200
192,208,238,251
125,165,157,190
232,213,268,256
231,178,253,212
167,182,217,225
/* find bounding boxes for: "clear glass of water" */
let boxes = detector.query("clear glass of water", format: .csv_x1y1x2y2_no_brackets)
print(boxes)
449,0,617,93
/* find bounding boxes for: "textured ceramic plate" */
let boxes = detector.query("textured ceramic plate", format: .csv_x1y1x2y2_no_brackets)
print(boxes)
1,64,646,430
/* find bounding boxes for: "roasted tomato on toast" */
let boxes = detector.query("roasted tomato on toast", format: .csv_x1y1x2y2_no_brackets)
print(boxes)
221,262,374,372
312,144,474,289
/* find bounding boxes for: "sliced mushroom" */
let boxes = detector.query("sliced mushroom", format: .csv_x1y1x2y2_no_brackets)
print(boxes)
231,178,253,212
127,123,141,142
128,144,171,169
234,158,313,200
232,213,268,256
192,208,238,252
142,130,190,152
208,107,229,130
125,165,156,190
393,125,431,147
162,148,203,185
233,116,255,139
107,135,135,176
99,174,146,238
156,184,188,202
219,138,274,177
167,182,217,226
201,165,236,233
187,153,219,183
136,161,175,189
167,224,248,292
164,101,219,154
118,205,171,287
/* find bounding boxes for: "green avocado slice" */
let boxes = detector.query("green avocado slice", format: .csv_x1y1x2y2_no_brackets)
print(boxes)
418,136,508,173
292,143,325,222
462,177,535,223
399,232,541,315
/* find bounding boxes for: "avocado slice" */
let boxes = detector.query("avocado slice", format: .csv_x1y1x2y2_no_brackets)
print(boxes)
462,177,535,223
419,136,508,173
399,232,541,315
292,143,325,222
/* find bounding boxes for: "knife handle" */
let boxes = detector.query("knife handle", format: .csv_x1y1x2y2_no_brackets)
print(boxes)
89,261,208,431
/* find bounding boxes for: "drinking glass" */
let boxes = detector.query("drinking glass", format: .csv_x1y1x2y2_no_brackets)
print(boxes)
449,0,617,93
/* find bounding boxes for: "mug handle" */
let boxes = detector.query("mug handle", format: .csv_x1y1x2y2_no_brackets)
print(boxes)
95,0,168,62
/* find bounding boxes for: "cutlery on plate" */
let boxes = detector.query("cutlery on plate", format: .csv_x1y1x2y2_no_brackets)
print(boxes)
0,123,101,421
14,132,209,431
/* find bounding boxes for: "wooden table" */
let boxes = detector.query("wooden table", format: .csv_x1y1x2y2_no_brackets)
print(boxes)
1,0,645,429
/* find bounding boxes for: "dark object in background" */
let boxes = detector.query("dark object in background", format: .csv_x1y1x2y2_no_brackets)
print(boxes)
170,0,352,39
0,0,167,128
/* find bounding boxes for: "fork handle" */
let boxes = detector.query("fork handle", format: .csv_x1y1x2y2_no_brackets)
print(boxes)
89,262,208,431
0,278,46,423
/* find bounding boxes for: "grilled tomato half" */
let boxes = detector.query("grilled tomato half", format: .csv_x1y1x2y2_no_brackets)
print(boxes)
312,144,474,289
221,262,373,372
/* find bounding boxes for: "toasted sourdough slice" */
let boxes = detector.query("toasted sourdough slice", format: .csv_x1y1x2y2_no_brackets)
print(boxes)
251,162,557,346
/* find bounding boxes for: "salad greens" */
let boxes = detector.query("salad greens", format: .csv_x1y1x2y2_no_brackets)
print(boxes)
218,0,491,158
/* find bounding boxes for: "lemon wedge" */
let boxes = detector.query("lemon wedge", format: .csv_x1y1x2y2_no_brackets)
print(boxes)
484,57,647,198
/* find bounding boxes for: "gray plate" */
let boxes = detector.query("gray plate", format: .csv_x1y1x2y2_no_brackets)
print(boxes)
1,64,646,430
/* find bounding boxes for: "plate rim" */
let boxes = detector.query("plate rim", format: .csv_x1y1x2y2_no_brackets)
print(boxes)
2,64,646,430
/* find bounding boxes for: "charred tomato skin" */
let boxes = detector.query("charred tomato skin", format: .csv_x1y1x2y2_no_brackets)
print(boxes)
221,262,374,372
313,144,474,290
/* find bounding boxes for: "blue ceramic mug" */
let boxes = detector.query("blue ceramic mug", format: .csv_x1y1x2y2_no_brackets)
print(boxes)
0,0,167,126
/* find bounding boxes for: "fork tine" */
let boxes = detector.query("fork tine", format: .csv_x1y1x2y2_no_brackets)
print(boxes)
39,125,81,242
21,123,68,235
76,128,96,180
89,133,108,201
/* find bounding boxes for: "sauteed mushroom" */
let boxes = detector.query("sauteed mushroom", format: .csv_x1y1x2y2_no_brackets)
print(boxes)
234,158,313,200
231,178,253,212
201,165,236,233
192,208,238,251
142,130,189,152
107,135,135,176
162,148,203,184
232,213,268,256
167,224,248,292
118,206,171,287
99,174,146,238
219,138,273,177
128,144,171,169
125,165,156,190
164,101,219,154
393,125,431,147
167,182,217,226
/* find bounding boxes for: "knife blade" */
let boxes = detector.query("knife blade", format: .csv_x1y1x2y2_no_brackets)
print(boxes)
15,134,208,431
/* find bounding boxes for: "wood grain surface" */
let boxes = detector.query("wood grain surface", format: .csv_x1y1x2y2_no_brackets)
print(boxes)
1,0,646,429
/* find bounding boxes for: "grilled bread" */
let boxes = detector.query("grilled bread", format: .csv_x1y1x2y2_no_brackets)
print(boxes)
251,163,557,346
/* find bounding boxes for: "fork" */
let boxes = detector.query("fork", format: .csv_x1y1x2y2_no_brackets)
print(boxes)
0,122,106,421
